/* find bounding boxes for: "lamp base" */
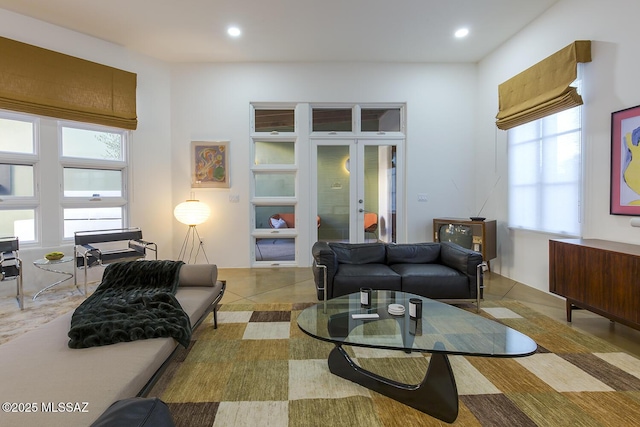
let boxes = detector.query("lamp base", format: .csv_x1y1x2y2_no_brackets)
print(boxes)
178,225,210,264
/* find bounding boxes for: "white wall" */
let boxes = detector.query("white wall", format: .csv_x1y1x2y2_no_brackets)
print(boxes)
476,0,640,292
169,62,478,267
0,9,173,294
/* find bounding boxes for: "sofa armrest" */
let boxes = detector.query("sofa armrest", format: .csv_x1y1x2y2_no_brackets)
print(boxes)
311,242,337,300
178,264,218,287
440,241,483,279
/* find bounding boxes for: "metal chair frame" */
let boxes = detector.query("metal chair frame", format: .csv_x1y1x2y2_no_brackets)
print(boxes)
74,227,157,296
0,236,23,310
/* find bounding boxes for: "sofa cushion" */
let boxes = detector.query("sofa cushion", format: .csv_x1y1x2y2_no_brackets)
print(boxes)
329,242,386,265
391,264,472,299
386,243,440,264
333,264,401,297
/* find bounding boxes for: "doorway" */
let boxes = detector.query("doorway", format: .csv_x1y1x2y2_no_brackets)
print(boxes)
313,139,401,244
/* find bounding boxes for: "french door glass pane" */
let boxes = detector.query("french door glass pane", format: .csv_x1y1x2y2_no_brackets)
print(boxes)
254,109,295,133
255,237,295,261
63,207,123,237
0,209,35,242
312,108,352,132
0,164,34,197
317,145,350,241
254,173,295,197
62,127,124,161
0,118,34,154
363,145,396,243
63,168,122,197
254,141,295,165
255,205,295,229
361,108,401,132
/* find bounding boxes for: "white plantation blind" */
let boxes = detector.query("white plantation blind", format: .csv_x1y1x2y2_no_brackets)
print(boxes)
508,105,582,235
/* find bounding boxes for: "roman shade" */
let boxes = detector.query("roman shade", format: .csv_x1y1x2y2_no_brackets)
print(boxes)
496,40,591,130
0,36,137,130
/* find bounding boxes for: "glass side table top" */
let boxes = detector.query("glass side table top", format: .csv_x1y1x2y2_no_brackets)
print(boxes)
297,290,537,357
33,256,74,265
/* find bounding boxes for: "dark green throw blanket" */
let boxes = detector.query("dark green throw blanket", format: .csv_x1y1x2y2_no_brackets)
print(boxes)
68,260,191,349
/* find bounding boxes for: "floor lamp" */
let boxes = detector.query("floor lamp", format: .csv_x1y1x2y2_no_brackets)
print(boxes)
174,196,211,264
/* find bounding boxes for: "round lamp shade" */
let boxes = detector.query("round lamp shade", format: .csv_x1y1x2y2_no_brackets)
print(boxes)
174,200,211,225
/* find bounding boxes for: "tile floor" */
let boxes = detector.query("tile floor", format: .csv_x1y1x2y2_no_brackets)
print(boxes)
2,267,640,359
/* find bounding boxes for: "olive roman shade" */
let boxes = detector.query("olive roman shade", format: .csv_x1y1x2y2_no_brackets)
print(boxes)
496,40,591,130
0,36,137,130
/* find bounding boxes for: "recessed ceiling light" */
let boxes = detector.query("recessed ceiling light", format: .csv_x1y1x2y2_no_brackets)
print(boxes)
454,28,469,38
227,26,241,37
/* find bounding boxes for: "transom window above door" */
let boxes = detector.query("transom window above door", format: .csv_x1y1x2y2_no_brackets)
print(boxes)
312,108,353,132
253,108,295,133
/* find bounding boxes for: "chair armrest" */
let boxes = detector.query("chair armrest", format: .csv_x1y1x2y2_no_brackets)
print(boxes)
311,242,338,300
129,239,158,259
75,244,102,267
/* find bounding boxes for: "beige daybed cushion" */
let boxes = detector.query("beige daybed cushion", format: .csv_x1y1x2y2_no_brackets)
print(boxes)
0,267,222,427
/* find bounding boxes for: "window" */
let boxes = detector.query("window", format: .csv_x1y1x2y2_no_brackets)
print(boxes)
0,114,37,241
361,108,402,132
0,110,130,244
254,109,295,133
251,104,298,265
61,124,129,238
508,105,582,235
312,108,352,132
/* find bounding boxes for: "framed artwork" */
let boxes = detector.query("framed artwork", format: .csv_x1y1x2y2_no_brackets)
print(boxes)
611,105,640,215
191,141,230,188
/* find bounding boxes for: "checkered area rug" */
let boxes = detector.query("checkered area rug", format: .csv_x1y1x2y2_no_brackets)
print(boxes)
147,301,640,426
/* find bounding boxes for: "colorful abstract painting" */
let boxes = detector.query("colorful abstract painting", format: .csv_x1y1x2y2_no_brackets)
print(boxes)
191,141,229,188
611,106,640,214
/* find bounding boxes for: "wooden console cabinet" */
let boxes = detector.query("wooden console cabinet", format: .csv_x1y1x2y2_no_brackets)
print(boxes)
433,218,497,270
549,238,640,330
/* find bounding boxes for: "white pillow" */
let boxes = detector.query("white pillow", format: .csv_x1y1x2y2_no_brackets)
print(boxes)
270,217,287,229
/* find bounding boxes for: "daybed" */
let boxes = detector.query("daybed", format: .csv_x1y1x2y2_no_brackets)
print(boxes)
0,262,225,427
312,241,483,309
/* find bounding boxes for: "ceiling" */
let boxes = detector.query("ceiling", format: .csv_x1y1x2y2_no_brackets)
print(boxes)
0,0,560,63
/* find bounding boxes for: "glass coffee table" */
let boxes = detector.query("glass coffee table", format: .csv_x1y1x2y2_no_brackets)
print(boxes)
297,290,537,423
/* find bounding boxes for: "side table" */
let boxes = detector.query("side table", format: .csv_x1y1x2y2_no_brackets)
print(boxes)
33,256,74,300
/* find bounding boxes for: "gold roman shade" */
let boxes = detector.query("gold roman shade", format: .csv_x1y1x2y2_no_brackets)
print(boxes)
496,40,591,130
0,36,137,130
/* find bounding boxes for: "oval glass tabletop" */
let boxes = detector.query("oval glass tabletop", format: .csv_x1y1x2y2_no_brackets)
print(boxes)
297,290,537,357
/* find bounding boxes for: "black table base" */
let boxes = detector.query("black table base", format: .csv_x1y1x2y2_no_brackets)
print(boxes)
327,344,459,423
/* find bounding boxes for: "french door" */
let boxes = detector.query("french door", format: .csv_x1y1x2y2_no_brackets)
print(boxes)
312,139,402,244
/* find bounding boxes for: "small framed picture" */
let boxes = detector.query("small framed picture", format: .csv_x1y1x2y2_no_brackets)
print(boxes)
191,141,230,188
611,105,640,215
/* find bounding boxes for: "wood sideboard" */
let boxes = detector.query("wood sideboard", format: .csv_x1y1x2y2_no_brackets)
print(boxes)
549,238,640,330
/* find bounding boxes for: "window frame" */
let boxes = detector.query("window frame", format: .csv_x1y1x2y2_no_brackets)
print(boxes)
0,109,131,246
250,103,299,265
59,121,130,240
507,105,584,236
0,111,39,242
